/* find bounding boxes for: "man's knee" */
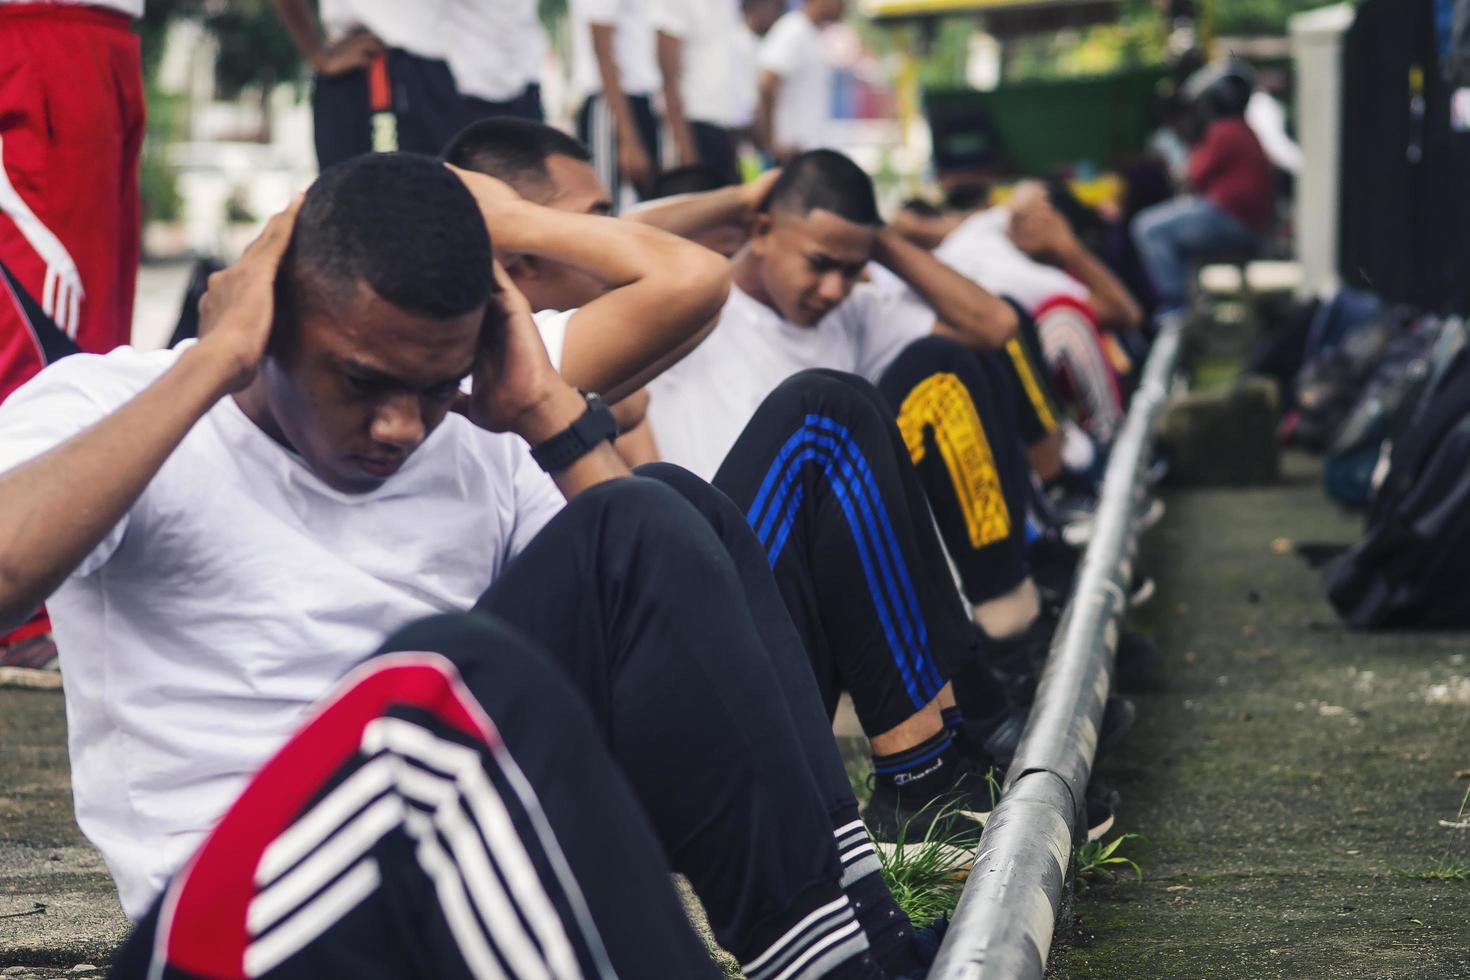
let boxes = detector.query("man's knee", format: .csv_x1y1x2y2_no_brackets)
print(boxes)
884,334,976,378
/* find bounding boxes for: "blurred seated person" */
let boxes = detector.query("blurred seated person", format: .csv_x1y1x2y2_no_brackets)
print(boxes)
1130,64,1273,315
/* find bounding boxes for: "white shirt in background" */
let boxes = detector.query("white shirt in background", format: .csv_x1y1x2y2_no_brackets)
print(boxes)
650,0,754,129
759,9,832,151
0,343,566,919
0,0,144,16
1245,89,1303,176
569,0,660,102
730,22,761,130
649,280,934,480
934,208,1089,315
319,0,448,60
445,0,546,103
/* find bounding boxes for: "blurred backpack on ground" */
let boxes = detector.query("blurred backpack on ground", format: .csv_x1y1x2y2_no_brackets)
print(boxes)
1288,294,1413,451
1326,331,1470,627
1321,315,1460,507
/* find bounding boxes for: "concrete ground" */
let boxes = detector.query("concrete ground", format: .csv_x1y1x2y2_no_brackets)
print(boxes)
1051,452,1470,979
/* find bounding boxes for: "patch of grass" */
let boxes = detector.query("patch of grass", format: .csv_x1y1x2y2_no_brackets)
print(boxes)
1394,861,1470,881
1076,833,1147,883
875,800,977,928
1393,785,1470,882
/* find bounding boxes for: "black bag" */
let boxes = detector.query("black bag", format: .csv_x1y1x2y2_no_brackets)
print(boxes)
1326,337,1470,626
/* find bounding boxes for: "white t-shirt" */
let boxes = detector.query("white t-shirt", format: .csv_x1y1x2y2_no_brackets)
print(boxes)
650,0,753,129
319,0,447,60
0,0,144,16
445,0,546,102
758,10,831,151
648,280,934,480
569,0,660,102
934,208,1089,315
0,344,565,919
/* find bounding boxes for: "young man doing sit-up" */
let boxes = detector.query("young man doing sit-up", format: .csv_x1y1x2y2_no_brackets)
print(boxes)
0,154,949,980
443,122,1126,840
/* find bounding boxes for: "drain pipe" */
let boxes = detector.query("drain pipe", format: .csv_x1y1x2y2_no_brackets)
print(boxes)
927,314,1186,980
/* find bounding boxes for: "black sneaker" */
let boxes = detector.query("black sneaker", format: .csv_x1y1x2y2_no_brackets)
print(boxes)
864,757,997,858
1031,534,1156,611
972,694,1135,766
1114,629,1161,692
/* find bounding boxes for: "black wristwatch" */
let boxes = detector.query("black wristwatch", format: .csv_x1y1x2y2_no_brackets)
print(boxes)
530,391,621,472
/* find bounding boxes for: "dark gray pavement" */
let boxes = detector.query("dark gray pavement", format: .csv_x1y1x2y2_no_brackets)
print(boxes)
1052,452,1470,979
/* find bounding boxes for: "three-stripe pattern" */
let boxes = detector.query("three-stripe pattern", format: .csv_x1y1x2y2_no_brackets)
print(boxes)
1034,296,1123,443
153,653,615,980
833,820,881,889
738,895,870,980
745,414,945,710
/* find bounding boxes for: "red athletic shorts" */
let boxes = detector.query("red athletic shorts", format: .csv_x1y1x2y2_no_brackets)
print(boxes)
0,3,144,403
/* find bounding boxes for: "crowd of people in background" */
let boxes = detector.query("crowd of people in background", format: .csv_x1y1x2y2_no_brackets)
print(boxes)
0,2,1306,978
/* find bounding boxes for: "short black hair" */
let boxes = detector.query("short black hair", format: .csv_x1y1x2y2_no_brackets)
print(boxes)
760,150,880,226
286,152,492,321
646,164,736,201
441,117,592,195
943,182,991,212
898,197,943,218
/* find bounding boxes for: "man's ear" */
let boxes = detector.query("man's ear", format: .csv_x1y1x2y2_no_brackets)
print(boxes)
749,213,774,256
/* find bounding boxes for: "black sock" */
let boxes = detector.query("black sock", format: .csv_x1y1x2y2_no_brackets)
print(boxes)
872,729,958,800
941,705,964,737
833,804,923,977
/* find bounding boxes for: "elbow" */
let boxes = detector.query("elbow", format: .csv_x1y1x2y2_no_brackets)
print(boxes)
965,298,1019,350
686,246,733,325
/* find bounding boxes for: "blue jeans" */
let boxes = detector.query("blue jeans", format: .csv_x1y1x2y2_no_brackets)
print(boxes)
1131,195,1259,312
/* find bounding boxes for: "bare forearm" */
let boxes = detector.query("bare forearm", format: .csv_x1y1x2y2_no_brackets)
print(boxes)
875,228,1017,349
271,0,324,64
657,33,697,164
0,344,234,630
615,418,660,467
622,184,751,238
590,25,640,141
756,73,780,152
1058,244,1142,331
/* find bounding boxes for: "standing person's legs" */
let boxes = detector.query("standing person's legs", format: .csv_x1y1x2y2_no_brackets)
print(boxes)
107,612,726,980
1131,194,1258,312
577,95,622,210
312,67,375,169
387,51,463,155
476,478,886,979
0,6,140,401
313,51,462,169
691,121,741,184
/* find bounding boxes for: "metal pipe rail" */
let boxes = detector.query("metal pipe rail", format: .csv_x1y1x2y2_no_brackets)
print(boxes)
928,314,1186,980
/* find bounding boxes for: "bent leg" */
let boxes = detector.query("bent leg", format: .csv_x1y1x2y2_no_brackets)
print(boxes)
876,336,1033,609
476,478,881,977
711,369,981,740
109,612,720,979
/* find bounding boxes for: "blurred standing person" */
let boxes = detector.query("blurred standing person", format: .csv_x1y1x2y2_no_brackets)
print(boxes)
448,0,547,125
1131,70,1272,314
273,0,461,168
734,0,783,146
652,0,749,184
570,0,660,208
756,0,844,162
0,0,145,681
